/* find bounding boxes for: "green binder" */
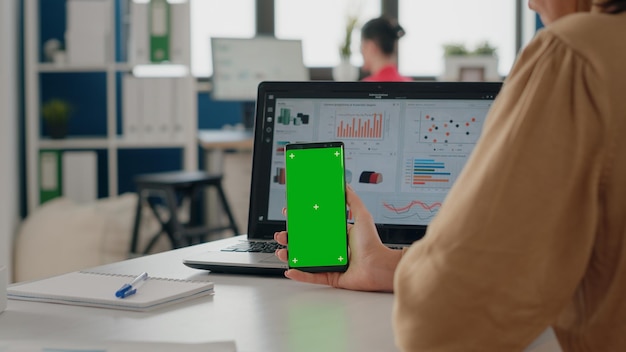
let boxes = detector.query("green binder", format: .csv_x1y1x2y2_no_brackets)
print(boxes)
149,0,171,62
39,150,62,204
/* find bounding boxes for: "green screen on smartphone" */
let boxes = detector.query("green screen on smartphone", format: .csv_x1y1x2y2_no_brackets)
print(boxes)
285,142,348,272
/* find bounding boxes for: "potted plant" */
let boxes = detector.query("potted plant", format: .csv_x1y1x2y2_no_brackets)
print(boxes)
42,98,74,139
333,15,360,81
473,41,498,56
441,41,500,82
339,15,359,60
443,43,469,57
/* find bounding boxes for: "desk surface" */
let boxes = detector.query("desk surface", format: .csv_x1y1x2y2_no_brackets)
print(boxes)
198,129,254,150
1,236,561,352
0,238,396,352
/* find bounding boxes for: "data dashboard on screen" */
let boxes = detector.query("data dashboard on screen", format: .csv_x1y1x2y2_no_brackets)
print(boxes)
265,97,493,226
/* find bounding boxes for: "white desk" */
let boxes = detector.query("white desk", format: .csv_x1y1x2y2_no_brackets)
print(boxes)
0,237,397,352
198,129,254,173
1,236,562,351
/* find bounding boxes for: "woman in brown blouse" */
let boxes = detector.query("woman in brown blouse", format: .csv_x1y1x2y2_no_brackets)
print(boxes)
276,0,626,350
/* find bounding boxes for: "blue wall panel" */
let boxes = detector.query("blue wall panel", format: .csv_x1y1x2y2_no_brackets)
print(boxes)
197,92,246,129
117,148,184,194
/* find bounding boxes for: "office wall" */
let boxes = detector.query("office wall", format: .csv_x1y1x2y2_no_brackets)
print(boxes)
0,0,21,281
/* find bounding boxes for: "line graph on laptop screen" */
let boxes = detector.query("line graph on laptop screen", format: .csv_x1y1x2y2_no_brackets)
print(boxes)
378,194,443,223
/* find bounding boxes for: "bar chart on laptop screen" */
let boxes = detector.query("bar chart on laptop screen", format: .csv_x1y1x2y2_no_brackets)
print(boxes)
335,112,384,139
405,158,451,187
320,102,401,153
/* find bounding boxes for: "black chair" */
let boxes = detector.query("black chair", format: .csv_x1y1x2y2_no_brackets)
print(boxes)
129,170,240,255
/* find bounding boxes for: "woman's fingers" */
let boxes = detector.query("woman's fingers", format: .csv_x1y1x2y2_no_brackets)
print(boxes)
346,185,373,224
346,185,363,217
274,231,289,263
274,231,287,245
275,248,288,262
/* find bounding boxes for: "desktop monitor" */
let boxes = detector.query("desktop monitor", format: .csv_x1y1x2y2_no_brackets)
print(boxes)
210,37,309,102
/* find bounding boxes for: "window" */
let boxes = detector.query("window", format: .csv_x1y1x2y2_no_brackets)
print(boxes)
190,0,255,77
521,2,538,47
190,0,536,78
275,0,381,67
398,0,516,77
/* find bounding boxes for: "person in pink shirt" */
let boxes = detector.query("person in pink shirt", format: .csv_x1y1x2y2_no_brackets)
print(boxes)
360,16,412,82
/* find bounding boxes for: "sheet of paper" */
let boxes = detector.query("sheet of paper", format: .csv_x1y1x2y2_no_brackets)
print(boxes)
0,340,237,352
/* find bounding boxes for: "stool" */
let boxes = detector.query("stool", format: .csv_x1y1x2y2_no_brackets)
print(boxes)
129,170,240,255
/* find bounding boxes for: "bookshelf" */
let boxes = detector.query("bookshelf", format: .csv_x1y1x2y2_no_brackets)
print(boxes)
24,0,197,213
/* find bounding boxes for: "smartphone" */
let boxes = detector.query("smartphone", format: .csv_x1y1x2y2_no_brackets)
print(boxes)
285,141,349,272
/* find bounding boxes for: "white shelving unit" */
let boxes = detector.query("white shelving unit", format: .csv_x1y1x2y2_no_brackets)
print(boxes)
25,0,197,213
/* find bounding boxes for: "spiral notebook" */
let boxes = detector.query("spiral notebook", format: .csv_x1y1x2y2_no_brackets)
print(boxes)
7,271,214,311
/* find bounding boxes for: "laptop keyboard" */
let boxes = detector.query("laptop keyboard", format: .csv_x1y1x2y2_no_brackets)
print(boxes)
221,241,286,253
221,241,406,253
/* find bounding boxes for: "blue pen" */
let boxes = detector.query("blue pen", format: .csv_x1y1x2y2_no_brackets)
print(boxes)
115,272,149,298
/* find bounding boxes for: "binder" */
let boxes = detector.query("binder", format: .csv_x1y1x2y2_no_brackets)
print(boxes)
171,77,189,142
123,74,144,142
8,270,215,312
153,78,173,141
129,0,190,64
65,0,110,64
62,151,98,203
149,0,171,63
39,150,62,204
130,0,150,64
140,78,158,141
169,1,190,64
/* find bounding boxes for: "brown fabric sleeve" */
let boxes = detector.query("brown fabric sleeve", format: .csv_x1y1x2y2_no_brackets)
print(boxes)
392,29,605,351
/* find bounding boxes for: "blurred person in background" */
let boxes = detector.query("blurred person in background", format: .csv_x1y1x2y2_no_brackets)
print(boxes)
360,16,412,82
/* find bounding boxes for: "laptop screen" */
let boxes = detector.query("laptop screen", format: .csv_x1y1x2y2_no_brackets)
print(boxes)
248,81,501,245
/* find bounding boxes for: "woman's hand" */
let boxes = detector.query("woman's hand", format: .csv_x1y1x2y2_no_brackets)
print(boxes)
274,185,402,292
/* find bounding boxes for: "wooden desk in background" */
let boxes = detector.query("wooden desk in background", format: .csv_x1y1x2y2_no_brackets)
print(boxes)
197,130,254,235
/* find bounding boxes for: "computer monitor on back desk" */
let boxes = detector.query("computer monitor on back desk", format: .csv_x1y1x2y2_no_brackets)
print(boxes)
210,37,310,128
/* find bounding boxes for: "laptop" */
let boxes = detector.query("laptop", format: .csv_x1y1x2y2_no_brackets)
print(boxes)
183,81,502,275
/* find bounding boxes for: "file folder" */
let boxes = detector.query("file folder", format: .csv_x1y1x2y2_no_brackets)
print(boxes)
39,150,62,204
149,0,171,63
